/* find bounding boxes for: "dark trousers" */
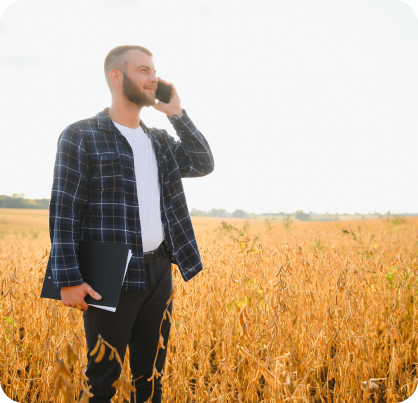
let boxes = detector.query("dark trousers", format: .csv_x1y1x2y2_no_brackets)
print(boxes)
79,253,173,403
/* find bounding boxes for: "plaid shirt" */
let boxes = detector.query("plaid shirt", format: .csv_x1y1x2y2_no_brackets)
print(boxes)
49,107,214,291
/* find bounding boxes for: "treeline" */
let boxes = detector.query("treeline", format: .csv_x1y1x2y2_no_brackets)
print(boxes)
190,208,417,221
190,208,320,220
1,195,416,220
0,195,49,209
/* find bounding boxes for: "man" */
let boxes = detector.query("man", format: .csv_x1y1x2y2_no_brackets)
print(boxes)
49,45,214,402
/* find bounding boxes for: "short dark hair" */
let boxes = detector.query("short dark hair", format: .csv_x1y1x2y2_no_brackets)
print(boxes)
104,45,153,90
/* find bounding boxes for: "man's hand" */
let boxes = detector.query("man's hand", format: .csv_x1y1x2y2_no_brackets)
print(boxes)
153,77,184,119
60,283,102,310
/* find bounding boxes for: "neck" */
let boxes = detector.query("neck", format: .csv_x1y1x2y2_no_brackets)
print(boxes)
108,96,142,129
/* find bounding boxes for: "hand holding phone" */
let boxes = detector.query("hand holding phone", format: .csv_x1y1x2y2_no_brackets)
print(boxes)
155,81,173,103
153,78,182,118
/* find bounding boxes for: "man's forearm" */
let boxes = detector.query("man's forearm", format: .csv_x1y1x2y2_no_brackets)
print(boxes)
167,111,215,177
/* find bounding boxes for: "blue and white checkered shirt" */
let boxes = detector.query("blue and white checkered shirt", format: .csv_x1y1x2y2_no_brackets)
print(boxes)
49,107,214,290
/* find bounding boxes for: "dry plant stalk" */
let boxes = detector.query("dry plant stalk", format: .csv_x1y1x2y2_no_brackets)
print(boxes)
0,210,417,402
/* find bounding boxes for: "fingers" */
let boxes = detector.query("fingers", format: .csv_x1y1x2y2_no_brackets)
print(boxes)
86,285,102,301
157,77,176,92
157,76,170,85
154,77,181,115
74,298,88,311
60,283,99,310
61,298,87,310
153,101,165,112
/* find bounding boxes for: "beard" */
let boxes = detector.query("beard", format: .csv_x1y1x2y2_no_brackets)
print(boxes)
122,72,155,107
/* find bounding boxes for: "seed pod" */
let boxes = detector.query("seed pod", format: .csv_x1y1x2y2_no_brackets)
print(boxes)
2,277,8,293
10,274,19,284
95,344,106,363
239,310,249,340
53,374,64,398
3,306,12,317
55,335,67,350
159,335,165,349
90,338,101,357
80,379,94,397
41,367,47,384
147,367,157,382
327,306,334,319
243,306,251,322
42,338,51,353
251,366,262,384
109,349,114,361
66,342,78,363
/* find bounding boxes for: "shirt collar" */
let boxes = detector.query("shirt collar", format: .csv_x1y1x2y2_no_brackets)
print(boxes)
96,107,150,134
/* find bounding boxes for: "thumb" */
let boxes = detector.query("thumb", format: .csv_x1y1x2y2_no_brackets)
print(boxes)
84,283,102,300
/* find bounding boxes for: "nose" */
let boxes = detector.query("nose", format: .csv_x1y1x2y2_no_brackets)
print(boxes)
150,72,158,83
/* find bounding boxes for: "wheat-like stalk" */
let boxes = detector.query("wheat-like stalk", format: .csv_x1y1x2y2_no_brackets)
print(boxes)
0,212,417,402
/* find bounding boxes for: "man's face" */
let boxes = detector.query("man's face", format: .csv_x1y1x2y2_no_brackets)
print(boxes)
121,50,158,107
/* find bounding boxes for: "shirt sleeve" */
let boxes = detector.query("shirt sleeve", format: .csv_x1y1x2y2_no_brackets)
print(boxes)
49,125,89,288
165,110,215,178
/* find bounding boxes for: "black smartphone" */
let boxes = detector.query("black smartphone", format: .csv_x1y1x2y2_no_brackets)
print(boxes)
155,81,173,103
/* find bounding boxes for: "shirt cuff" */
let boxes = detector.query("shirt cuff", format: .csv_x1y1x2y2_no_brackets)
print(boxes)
167,109,189,125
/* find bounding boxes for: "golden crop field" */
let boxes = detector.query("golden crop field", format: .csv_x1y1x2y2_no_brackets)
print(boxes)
0,208,417,402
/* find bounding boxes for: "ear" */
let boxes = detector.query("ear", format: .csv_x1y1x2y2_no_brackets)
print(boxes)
109,69,123,89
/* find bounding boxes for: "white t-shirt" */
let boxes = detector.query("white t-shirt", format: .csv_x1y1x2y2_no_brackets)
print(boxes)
113,121,165,253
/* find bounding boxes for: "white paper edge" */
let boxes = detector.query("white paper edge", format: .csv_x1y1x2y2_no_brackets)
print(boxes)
88,249,132,312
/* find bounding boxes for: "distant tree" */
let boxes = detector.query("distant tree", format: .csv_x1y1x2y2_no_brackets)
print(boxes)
209,208,227,217
0,195,49,209
294,210,311,221
232,209,246,218
190,208,209,217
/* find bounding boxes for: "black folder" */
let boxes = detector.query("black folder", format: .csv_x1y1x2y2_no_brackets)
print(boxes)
40,241,131,311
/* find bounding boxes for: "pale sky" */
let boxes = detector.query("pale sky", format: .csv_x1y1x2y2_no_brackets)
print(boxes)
0,0,417,215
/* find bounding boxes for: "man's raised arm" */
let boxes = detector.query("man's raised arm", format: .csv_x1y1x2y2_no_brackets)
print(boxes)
152,78,215,178
164,110,215,178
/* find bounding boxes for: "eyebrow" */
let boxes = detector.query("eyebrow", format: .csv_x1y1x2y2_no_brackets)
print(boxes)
136,65,157,74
